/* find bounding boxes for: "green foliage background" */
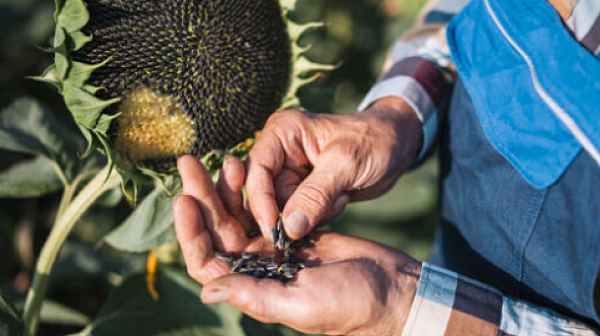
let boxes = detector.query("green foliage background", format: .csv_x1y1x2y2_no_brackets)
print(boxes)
0,0,436,335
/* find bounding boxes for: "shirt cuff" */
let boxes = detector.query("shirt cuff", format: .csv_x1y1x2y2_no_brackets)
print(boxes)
402,263,599,336
358,57,449,161
401,262,503,336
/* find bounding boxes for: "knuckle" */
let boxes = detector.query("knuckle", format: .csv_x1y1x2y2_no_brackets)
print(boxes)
266,109,306,128
186,265,204,283
299,184,331,210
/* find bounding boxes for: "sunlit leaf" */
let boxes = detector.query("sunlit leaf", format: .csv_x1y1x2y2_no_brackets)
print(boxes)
62,83,119,130
0,156,63,198
103,184,177,252
96,186,122,208
73,268,244,336
66,31,93,51
0,98,81,182
41,300,90,327
56,0,89,33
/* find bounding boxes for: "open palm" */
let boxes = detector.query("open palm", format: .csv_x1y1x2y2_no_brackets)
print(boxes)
174,156,420,336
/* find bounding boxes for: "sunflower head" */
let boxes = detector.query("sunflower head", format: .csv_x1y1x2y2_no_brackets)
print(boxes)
73,0,292,169
37,0,333,199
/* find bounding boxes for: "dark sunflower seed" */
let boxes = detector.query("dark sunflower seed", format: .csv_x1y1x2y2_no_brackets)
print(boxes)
247,230,261,238
242,252,259,260
252,270,266,278
270,228,278,244
215,252,234,263
258,257,275,265
276,239,285,250
265,264,278,271
280,263,298,273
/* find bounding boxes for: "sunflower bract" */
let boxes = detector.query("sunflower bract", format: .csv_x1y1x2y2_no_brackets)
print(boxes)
72,0,292,168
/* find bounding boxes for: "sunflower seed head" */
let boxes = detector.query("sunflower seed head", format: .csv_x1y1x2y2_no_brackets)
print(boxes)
73,0,292,169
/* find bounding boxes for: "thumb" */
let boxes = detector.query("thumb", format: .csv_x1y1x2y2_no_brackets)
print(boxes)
282,158,352,239
201,274,297,324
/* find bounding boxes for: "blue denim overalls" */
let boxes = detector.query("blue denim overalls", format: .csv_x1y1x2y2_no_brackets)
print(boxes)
431,0,600,326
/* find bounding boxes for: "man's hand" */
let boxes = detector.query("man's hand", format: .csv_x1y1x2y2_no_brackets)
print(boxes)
175,156,421,336
246,97,423,240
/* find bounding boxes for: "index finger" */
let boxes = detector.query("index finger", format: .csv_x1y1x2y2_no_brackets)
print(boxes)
246,133,284,242
173,195,230,284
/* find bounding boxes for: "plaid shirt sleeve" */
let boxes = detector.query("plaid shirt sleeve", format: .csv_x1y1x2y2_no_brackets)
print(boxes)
403,263,600,336
358,0,470,160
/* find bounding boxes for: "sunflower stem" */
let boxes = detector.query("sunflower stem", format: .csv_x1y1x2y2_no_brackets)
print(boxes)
23,165,120,336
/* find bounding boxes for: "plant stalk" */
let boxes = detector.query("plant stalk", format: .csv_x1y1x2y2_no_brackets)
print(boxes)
23,165,120,336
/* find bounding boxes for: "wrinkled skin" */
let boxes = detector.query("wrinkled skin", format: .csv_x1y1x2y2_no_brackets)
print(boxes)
245,97,423,239
175,155,421,336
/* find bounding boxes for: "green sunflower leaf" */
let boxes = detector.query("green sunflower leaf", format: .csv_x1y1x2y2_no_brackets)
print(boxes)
287,21,324,42
66,31,93,51
65,60,109,88
0,293,23,336
54,0,66,21
0,156,64,198
291,42,311,60
284,73,319,104
54,24,66,46
30,65,62,91
40,299,90,327
104,182,178,252
116,167,145,205
56,0,89,33
77,124,99,159
53,27,69,80
94,112,120,135
293,56,336,78
96,185,122,208
0,98,82,182
72,268,243,336
279,0,300,12
62,83,119,130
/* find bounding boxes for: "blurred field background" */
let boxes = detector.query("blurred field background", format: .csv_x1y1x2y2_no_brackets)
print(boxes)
0,0,436,334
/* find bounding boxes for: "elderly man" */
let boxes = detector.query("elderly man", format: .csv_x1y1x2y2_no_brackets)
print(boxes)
174,0,600,334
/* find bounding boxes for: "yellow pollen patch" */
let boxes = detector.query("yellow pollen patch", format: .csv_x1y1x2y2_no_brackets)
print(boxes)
113,87,195,163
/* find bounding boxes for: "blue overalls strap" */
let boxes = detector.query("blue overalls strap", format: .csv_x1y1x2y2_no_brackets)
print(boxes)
446,0,600,189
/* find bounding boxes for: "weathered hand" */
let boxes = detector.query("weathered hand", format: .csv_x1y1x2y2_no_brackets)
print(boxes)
246,97,423,240
174,156,421,336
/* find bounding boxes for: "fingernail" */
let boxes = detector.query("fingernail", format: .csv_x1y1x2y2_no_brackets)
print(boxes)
285,211,309,237
176,156,185,169
223,155,231,169
202,288,229,304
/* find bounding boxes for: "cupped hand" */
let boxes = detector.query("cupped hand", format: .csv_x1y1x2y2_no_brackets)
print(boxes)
175,155,421,336
246,97,423,241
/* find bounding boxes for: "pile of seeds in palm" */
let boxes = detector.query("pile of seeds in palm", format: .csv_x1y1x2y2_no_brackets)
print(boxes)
215,219,313,281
